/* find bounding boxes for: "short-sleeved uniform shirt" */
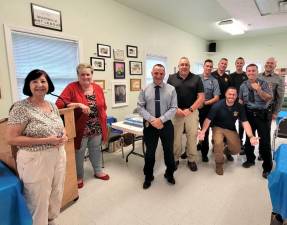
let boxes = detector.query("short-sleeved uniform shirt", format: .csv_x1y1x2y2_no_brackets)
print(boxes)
167,72,204,109
207,99,247,131
8,99,64,152
199,74,221,100
239,78,272,110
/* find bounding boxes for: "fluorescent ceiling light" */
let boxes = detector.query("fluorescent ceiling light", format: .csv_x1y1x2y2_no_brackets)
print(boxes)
254,0,287,16
217,19,246,35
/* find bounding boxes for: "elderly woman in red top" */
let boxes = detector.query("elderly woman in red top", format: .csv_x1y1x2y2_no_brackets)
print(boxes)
56,63,109,188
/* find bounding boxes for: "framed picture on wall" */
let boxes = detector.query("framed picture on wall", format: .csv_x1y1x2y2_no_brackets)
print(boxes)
114,62,125,79
130,79,141,91
126,45,138,58
97,44,111,58
90,57,105,71
129,61,142,75
31,3,62,31
113,49,124,61
94,80,105,90
112,81,128,107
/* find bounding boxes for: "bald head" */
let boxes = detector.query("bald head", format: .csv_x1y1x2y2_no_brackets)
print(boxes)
264,57,277,74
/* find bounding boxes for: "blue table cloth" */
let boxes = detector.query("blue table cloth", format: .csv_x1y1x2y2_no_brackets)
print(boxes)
0,161,32,225
268,144,287,220
276,111,287,124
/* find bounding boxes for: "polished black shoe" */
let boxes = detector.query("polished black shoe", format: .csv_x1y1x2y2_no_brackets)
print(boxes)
143,176,154,189
226,154,234,161
187,161,198,171
175,160,179,171
242,161,255,168
262,171,270,179
202,155,209,162
258,155,263,161
164,173,175,185
181,151,187,159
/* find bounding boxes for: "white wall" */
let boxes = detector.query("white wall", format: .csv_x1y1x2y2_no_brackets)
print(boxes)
210,32,287,73
0,0,207,119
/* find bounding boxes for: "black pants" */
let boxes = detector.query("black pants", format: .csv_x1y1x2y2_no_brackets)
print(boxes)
238,121,244,144
199,105,211,158
244,109,273,172
143,120,175,180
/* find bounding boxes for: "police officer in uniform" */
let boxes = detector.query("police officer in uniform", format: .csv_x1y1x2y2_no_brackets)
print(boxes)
239,64,273,179
198,59,220,162
198,87,258,175
230,57,248,154
259,57,285,121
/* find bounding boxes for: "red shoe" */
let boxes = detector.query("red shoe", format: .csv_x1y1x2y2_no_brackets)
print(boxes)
77,179,84,189
94,173,110,180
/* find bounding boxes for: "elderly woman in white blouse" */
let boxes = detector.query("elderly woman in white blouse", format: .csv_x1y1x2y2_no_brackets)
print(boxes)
6,69,67,225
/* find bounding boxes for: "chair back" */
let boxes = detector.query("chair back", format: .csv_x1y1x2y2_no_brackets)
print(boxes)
278,118,287,138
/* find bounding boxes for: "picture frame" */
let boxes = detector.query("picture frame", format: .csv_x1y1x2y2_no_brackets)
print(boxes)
114,62,125,79
112,81,128,107
31,3,62,31
97,44,111,58
113,49,124,61
130,79,141,91
94,80,105,90
126,45,138,58
90,57,105,71
129,61,142,75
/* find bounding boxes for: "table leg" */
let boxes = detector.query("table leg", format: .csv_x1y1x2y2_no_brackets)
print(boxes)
125,135,145,162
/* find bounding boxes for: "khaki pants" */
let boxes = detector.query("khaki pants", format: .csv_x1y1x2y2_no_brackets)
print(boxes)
212,127,241,164
173,110,199,162
17,147,66,225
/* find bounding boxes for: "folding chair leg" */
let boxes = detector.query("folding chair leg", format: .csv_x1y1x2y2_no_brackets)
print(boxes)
121,138,124,159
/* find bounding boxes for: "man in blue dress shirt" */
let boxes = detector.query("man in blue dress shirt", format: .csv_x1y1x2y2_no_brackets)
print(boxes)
137,64,178,189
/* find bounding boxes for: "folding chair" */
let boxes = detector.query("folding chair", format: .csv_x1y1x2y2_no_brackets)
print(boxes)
101,126,124,168
272,117,287,154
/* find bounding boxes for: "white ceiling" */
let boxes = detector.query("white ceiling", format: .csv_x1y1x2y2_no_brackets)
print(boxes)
114,0,287,40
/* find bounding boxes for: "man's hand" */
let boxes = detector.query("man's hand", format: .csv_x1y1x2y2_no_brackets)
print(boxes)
176,108,186,117
150,118,164,129
182,109,192,116
250,82,261,92
249,136,259,146
197,130,205,141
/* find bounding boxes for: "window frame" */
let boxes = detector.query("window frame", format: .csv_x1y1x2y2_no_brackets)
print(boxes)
4,24,83,101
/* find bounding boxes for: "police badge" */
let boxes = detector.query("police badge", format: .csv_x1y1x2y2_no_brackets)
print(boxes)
233,111,239,117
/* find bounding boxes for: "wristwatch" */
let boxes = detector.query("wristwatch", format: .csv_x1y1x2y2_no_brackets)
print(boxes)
189,107,194,112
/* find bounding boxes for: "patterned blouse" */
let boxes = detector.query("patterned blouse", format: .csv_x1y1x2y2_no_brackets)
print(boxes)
83,94,102,137
7,99,64,152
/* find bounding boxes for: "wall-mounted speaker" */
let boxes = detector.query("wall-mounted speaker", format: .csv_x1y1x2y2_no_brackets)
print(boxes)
208,42,216,52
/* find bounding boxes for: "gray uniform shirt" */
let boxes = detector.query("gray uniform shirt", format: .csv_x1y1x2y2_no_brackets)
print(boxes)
239,78,273,110
258,72,285,114
137,82,177,123
199,74,221,100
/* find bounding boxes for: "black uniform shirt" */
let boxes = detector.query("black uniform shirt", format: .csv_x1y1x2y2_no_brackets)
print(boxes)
229,71,248,93
207,99,247,131
211,70,231,99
